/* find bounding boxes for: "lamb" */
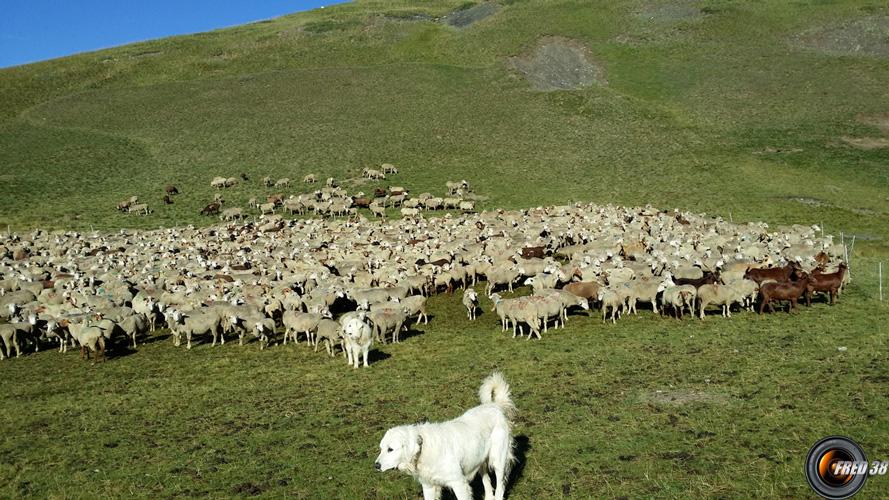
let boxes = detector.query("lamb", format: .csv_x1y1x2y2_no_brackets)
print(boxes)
597,289,623,324
314,319,341,356
275,178,291,188
380,163,398,174
303,174,317,183
247,317,275,350
169,309,223,349
462,289,479,320
262,176,274,187
367,306,408,343
342,317,372,368
282,310,324,345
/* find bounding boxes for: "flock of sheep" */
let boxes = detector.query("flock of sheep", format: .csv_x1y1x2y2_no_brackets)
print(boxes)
0,200,848,366
114,164,477,222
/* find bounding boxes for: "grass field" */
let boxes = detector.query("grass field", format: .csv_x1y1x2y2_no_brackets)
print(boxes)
2,0,889,497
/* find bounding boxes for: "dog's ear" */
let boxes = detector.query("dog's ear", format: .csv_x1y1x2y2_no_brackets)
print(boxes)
402,430,423,472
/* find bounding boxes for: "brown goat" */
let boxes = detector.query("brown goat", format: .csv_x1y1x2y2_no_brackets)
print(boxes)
744,262,800,285
759,273,811,314
200,202,221,216
673,272,719,288
808,263,847,305
521,246,546,259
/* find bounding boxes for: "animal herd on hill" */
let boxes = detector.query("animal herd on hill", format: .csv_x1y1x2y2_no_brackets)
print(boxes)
114,164,477,220
0,202,848,364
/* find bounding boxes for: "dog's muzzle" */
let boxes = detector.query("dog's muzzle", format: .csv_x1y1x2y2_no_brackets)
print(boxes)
374,462,382,471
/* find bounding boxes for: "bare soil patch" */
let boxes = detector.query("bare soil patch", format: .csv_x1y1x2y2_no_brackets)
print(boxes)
443,3,499,28
794,15,889,59
636,3,702,23
509,37,606,91
840,136,889,150
641,389,725,406
857,112,889,133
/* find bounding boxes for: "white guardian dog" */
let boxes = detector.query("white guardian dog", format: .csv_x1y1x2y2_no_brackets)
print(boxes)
375,372,515,500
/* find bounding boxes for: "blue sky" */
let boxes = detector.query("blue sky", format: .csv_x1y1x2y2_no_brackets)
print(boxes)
0,1,345,68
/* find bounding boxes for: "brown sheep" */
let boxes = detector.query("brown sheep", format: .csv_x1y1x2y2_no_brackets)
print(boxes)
165,185,179,195
200,202,221,216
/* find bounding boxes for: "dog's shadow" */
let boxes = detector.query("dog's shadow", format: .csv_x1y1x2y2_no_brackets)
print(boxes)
462,435,530,500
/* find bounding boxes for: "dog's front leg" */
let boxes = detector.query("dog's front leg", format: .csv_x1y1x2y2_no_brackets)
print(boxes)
421,483,441,500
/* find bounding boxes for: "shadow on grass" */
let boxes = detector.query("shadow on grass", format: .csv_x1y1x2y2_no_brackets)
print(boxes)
368,349,392,365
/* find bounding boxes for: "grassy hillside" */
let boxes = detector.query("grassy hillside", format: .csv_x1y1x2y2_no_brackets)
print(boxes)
2,0,889,498
0,0,887,243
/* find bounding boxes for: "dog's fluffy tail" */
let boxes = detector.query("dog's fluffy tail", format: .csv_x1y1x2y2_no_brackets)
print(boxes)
479,371,515,418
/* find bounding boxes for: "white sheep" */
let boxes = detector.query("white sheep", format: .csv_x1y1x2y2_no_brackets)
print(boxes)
314,319,342,356
399,295,428,324
169,309,223,349
597,289,623,324
660,285,697,319
259,203,276,215
282,310,324,345
127,203,150,215
463,289,479,320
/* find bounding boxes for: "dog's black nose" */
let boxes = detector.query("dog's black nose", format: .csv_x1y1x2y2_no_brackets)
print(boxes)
374,462,381,471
